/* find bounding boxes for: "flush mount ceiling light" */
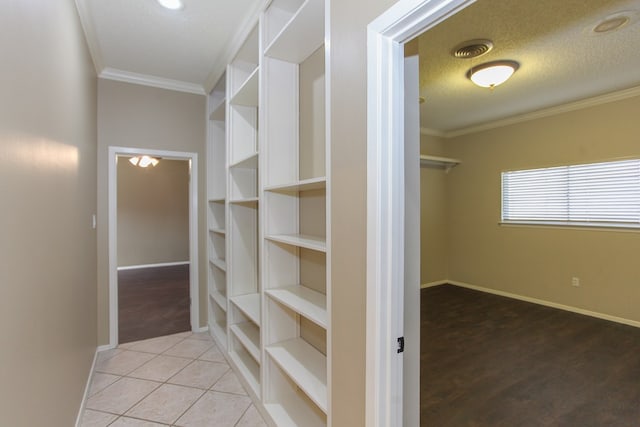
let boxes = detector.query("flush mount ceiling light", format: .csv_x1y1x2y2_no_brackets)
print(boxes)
592,10,637,33
129,155,159,168
157,0,184,10
467,60,519,89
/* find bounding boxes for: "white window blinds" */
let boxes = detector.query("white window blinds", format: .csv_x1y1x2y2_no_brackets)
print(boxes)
502,159,640,227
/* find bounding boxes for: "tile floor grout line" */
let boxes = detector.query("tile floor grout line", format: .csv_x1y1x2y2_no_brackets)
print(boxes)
233,402,254,427
86,332,264,426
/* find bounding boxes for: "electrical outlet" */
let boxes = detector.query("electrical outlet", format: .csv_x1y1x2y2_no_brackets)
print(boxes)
571,277,580,287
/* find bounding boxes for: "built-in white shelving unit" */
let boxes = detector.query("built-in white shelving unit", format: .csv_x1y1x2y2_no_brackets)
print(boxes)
206,0,330,424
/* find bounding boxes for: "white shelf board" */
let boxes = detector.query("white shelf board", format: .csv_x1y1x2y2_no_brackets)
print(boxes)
208,197,226,203
208,320,227,351
209,99,226,121
230,67,259,107
264,0,324,63
264,176,326,193
420,154,461,172
230,293,261,326
266,285,327,329
229,349,260,397
266,234,326,252
264,403,326,427
210,257,227,272
229,197,259,205
230,322,260,362
266,338,327,413
209,227,226,235
209,290,227,312
229,152,258,169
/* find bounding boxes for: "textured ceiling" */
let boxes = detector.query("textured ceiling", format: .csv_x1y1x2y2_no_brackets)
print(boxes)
76,0,264,94
418,0,640,134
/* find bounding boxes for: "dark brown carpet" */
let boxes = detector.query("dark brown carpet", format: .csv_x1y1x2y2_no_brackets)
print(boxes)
118,264,190,344
421,284,640,427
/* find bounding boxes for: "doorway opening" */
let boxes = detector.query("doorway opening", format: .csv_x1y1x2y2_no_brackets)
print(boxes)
117,155,191,343
108,146,199,347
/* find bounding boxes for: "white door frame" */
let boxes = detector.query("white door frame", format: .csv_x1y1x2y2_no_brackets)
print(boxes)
366,0,474,425
108,146,199,347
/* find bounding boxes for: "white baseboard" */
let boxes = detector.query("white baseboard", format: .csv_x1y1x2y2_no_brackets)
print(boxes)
117,261,189,271
75,348,99,427
194,325,209,333
421,280,448,289
447,280,640,329
97,343,116,352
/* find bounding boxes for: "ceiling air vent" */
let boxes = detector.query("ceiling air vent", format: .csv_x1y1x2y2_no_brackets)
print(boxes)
451,39,494,59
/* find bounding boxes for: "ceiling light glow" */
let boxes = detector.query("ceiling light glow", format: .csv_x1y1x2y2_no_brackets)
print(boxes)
467,60,519,89
157,0,184,10
129,155,159,168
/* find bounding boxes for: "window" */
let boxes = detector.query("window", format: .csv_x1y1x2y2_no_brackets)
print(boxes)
501,159,640,228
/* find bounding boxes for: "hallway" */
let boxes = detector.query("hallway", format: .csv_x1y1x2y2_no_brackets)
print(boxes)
81,331,266,426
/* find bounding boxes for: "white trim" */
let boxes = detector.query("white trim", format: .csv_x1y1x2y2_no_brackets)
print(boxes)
194,325,209,333
100,68,206,95
117,261,190,271
74,349,99,427
420,280,448,289
436,85,640,138
366,1,475,426
74,0,104,74
203,0,268,93
108,146,199,348
447,280,640,329
97,344,116,352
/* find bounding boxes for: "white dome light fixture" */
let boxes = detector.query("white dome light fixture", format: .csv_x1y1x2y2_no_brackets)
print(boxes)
467,60,519,89
157,0,184,10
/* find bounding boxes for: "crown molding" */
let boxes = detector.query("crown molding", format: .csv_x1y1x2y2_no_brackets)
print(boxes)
443,85,640,138
74,0,104,74
100,68,206,95
204,0,269,93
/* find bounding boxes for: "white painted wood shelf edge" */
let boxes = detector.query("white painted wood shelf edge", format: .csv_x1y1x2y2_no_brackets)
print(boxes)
209,227,226,235
228,350,260,397
230,67,259,107
420,154,460,172
229,152,258,169
264,176,326,192
266,337,328,413
266,285,327,329
265,234,326,252
209,290,227,312
209,98,226,121
209,257,227,272
230,293,261,326
229,322,261,362
263,0,325,64
263,403,326,427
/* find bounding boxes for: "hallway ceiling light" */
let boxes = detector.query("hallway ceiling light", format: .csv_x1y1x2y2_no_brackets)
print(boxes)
157,0,184,10
467,60,519,89
129,155,159,168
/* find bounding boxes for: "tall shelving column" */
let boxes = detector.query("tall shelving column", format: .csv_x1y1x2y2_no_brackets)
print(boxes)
261,0,329,425
227,25,262,400
207,74,228,350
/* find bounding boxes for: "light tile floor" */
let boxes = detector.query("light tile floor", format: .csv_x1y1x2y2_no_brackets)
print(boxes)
80,331,268,427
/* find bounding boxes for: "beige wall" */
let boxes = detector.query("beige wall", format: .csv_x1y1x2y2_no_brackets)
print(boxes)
443,95,640,323
330,0,398,424
98,80,206,344
117,158,190,267
0,1,97,425
420,134,449,284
